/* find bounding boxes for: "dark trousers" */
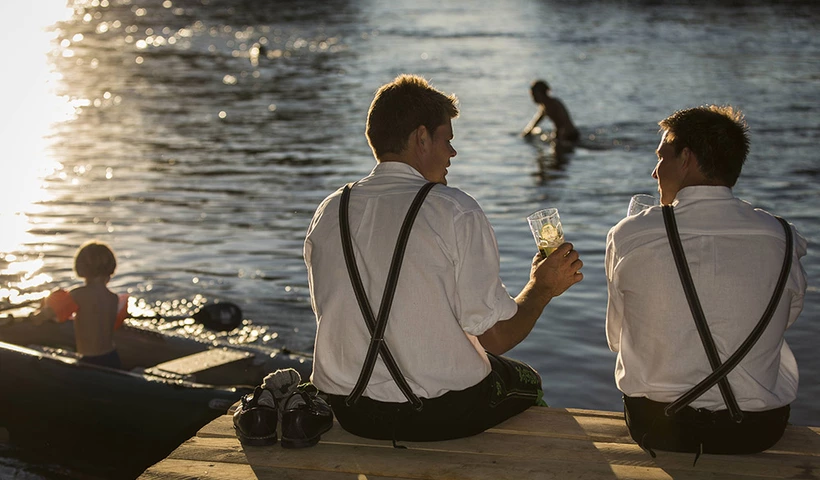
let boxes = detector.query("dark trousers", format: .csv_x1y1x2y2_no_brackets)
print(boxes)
326,353,543,442
624,395,790,454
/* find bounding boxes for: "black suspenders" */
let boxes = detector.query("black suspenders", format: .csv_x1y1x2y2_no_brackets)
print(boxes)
339,181,437,411
661,205,793,421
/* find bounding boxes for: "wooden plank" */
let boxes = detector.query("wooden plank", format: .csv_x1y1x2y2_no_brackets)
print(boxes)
563,408,820,458
194,411,820,479
147,348,252,375
144,348,256,385
198,414,235,438
488,407,633,443
768,425,820,457
155,407,820,480
163,433,817,480
140,459,257,480
201,408,629,443
595,441,820,479
140,458,404,480
161,435,654,479
199,415,615,461
204,408,820,457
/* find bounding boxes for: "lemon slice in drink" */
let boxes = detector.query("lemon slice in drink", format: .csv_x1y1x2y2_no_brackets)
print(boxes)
539,224,562,244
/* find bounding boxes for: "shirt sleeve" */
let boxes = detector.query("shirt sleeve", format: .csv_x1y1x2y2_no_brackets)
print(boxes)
451,209,518,336
787,224,809,329
605,226,624,352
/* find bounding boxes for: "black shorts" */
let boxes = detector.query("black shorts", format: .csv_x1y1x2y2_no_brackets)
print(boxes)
623,395,790,454
325,352,544,442
82,349,122,369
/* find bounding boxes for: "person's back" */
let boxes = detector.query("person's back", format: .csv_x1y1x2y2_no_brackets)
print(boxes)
70,282,119,358
605,105,807,455
308,164,507,401
607,190,805,411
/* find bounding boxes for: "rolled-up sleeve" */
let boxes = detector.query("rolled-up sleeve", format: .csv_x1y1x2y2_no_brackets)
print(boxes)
605,226,624,353
452,209,518,336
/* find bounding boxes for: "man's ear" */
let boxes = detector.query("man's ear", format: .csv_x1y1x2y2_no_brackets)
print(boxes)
679,146,707,182
680,147,696,170
414,125,430,152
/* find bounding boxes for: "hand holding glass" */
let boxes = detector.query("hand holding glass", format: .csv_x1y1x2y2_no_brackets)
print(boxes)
627,194,658,216
527,208,564,257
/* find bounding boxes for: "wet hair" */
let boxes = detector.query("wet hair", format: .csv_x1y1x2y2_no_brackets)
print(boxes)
531,79,550,96
659,105,750,187
74,241,117,279
366,74,459,159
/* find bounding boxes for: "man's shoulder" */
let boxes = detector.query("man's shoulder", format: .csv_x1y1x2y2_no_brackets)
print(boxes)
312,185,346,213
427,183,483,215
686,196,793,236
313,180,483,217
608,207,664,243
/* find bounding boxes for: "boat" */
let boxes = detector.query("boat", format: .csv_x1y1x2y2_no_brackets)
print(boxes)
0,315,313,479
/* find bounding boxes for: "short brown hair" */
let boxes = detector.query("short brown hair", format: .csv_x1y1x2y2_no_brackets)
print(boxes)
74,241,117,279
531,79,550,96
366,74,459,159
659,105,750,187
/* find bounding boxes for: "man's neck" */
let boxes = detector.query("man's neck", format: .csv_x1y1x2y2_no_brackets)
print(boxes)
377,153,421,172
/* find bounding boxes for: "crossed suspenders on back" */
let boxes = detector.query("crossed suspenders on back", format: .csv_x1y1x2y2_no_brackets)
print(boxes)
337,194,794,418
338,182,437,412
661,205,793,422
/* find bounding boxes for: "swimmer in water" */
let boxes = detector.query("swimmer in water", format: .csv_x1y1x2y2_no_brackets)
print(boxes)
521,80,579,149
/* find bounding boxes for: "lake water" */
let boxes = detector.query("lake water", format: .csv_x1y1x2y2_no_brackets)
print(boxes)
1,0,818,477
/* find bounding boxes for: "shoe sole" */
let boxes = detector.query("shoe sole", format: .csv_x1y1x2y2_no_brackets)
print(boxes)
234,426,277,446
280,421,332,449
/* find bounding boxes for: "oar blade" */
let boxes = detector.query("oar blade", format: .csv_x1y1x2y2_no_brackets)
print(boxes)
192,302,243,331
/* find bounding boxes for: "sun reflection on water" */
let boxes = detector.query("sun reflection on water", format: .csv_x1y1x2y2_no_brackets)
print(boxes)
0,1,75,307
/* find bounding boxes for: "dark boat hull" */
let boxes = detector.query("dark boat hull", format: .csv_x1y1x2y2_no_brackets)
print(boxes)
0,341,245,477
0,318,313,478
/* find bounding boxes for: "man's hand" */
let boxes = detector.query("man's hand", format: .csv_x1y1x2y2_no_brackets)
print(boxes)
478,243,583,355
530,242,583,302
478,243,584,355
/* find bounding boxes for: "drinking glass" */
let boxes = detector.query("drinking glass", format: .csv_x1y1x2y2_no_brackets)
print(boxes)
527,208,564,257
627,194,658,216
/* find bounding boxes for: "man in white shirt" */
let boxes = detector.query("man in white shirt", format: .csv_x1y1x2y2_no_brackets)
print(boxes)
606,105,808,455
305,74,584,442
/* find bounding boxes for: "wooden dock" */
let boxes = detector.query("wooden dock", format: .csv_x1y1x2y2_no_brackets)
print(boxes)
140,406,820,479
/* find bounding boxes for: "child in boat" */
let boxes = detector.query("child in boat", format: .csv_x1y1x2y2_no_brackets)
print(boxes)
32,241,125,369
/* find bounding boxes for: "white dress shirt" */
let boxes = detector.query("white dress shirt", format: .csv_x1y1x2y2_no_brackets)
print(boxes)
305,162,518,402
606,186,808,411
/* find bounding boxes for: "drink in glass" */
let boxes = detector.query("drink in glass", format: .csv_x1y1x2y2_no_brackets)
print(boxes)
527,208,564,257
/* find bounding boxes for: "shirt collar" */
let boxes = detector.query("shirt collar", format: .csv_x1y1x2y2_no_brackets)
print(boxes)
369,161,426,180
674,185,734,206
